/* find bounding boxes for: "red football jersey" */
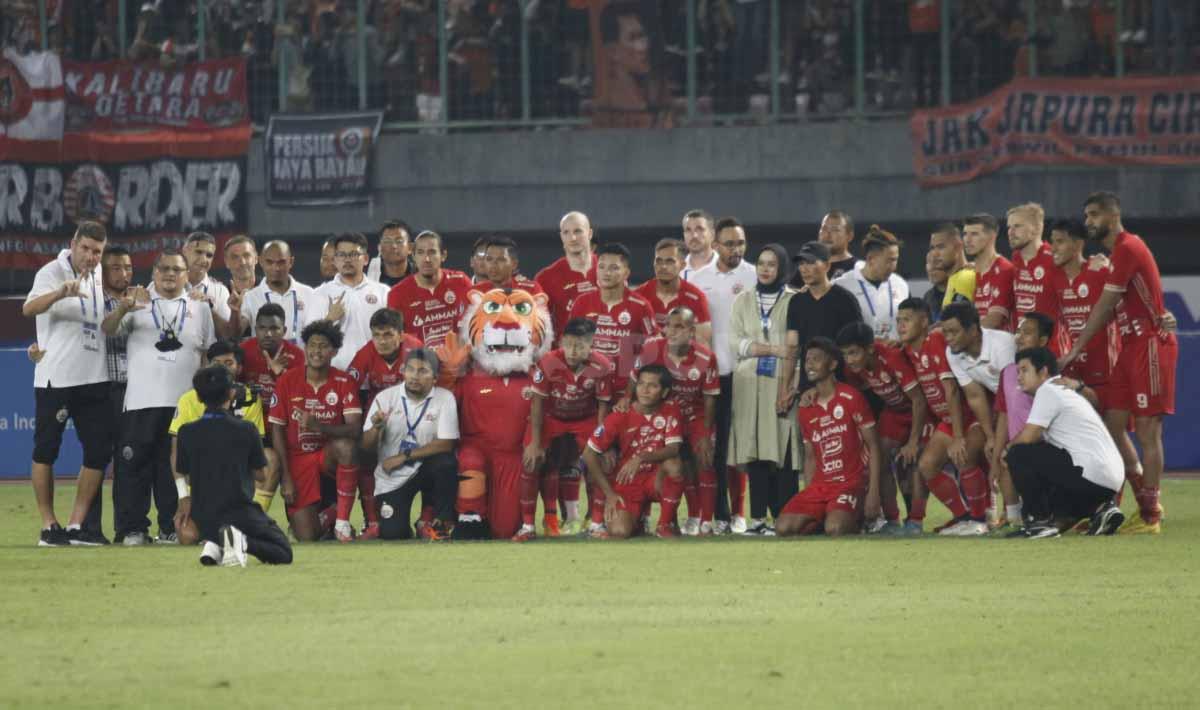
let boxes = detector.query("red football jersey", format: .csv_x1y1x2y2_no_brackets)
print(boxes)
631,336,720,424
568,289,657,393
473,274,546,297
587,402,684,476
973,255,1015,326
456,368,535,453
534,255,598,339
1105,231,1168,343
846,341,919,414
346,335,424,406
268,367,362,454
632,279,712,330
239,338,305,405
386,269,473,349
531,349,615,422
1053,263,1121,385
798,383,875,488
1012,243,1059,326
904,329,957,423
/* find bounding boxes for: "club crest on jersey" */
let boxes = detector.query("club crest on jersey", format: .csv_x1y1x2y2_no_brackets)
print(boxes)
652,415,666,429
365,294,379,304
533,369,544,384
325,391,339,406
582,378,595,391
269,392,278,409
1034,266,1045,280
55,407,69,423
618,311,631,326
833,404,844,419
688,368,700,381
348,367,360,380
732,283,744,294
444,291,457,305
1077,283,1089,298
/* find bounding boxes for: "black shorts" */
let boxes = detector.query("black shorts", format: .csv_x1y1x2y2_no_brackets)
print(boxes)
34,382,114,470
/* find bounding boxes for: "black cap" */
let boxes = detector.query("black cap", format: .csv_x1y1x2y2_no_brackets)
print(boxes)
794,241,831,264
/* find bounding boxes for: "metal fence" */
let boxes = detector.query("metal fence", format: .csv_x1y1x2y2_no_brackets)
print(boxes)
6,0,1198,130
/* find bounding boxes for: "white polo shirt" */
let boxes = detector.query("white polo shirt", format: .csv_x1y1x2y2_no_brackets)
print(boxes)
689,260,758,375
242,276,317,344
1026,381,1123,491
364,385,459,495
947,327,1015,393
681,250,719,282
118,295,216,411
26,249,108,388
833,266,910,341
309,275,390,371
185,273,232,323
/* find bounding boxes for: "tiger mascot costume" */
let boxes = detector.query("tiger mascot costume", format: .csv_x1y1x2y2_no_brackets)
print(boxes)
437,288,552,539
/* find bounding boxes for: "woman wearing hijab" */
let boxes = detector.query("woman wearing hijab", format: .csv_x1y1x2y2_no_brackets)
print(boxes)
727,244,803,535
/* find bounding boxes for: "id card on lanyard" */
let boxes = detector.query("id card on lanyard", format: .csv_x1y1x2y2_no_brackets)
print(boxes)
399,395,432,454
756,292,777,377
71,263,101,352
858,278,894,338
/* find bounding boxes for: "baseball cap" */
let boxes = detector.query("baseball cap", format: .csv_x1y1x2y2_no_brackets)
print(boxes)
794,241,831,264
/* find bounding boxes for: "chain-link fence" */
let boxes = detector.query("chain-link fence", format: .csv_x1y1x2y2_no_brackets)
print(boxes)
4,0,1197,130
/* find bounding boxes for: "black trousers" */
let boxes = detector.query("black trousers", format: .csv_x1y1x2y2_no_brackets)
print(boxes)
714,374,734,521
115,407,177,538
747,450,799,521
197,504,292,565
82,382,126,535
374,452,458,540
1005,442,1116,522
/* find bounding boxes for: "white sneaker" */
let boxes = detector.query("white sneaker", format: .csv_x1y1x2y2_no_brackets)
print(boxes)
864,516,888,534
123,531,151,546
712,520,731,535
681,517,701,536
730,515,748,534
698,521,714,536
940,519,989,537
199,540,223,566
220,525,247,567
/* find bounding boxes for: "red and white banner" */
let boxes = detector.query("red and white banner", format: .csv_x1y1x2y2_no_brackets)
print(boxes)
911,76,1200,187
0,49,65,142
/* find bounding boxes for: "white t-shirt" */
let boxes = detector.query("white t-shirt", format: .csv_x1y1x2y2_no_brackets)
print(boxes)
1026,382,1123,491
242,276,317,344
119,295,216,411
363,385,459,495
833,267,910,341
681,250,719,282
186,274,232,323
947,327,1015,393
309,275,390,371
26,250,108,388
689,260,758,375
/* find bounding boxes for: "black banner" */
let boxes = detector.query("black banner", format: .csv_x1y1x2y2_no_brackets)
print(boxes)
265,112,383,207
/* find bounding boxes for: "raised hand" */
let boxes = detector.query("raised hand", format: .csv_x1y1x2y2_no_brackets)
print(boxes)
59,278,83,299
265,347,291,377
326,292,347,323
228,287,244,312
433,331,472,379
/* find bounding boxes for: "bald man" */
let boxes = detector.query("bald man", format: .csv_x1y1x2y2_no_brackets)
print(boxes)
536,211,599,342
242,240,318,343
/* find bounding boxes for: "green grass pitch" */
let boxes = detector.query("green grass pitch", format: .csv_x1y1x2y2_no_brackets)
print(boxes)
1,480,1198,709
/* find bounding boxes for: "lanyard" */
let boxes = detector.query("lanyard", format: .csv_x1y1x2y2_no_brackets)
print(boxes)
201,411,226,420
265,288,300,339
857,277,894,320
151,298,188,337
67,261,99,321
756,291,779,339
400,394,432,443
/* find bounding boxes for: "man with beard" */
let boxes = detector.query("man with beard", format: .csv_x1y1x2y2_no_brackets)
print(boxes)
634,238,712,346
963,213,1014,331
387,230,474,350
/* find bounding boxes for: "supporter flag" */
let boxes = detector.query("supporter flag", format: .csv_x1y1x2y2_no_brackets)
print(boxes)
0,48,65,145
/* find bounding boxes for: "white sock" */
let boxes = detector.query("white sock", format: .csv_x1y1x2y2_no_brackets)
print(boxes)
1006,504,1023,522
66,524,80,531
563,501,580,521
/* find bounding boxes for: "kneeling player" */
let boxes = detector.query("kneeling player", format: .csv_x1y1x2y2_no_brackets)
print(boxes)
584,365,686,539
777,338,882,537
174,365,293,567
268,320,364,542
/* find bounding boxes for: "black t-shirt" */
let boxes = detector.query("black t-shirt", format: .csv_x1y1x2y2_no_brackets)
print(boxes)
176,412,267,522
828,256,857,280
924,285,946,322
377,259,415,288
785,284,863,386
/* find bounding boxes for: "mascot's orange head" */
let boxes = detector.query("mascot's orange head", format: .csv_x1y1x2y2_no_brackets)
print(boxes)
461,288,552,375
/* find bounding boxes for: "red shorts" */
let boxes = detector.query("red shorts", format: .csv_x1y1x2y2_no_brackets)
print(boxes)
933,411,980,439
286,449,328,515
780,480,865,521
878,409,913,444
1109,334,1177,417
613,469,660,513
525,416,594,453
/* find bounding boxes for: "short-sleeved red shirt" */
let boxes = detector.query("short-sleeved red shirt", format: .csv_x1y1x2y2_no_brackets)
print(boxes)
1052,263,1121,385
534,255,598,339
472,274,546,298
531,349,614,422
587,402,684,476
973,255,1015,326
846,341,919,414
346,335,424,406
631,336,720,424
1012,243,1059,327
798,383,875,488
632,279,712,331
239,338,305,405
567,289,657,393
904,330,957,423
456,368,535,452
267,367,362,454
386,269,473,349
1105,231,1168,343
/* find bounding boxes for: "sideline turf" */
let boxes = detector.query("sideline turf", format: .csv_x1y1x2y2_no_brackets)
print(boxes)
1,482,1197,709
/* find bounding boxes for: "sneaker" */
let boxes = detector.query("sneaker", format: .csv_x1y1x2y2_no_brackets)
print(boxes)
542,514,561,537
586,522,609,539
742,519,772,536
511,524,537,542
1119,513,1160,535
901,520,923,536
698,521,714,537
334,520,355,543
864,516,889,535
1086,502,1125,536
1023,524,1061,539
711,520,731,535
122,531,151,546
560,517,584,536
38,524,69,547
681,517,701,536
655,522,681,538
220,525,248,567
199,541,223,566
68,528,110,546
730,515,748,534
156,532,179,545
939,517,989,536
876,520,904,536
359,522,381,541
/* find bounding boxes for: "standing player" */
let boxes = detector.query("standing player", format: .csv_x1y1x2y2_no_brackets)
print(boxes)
629,308,720,535
242,240,316,344
584,365,687,539
836,322,928,534
568,243,657,395
633,238,713,346
1060,191,1177,533
387,230,474,350
522,318,615,538
473,236,546,295
1007,203,1058,329
536,211,598,341
680,209,718,280
310,232,390,371
896,298,988,536
776,338,882,537
963,213,1014,331
268,321,364,542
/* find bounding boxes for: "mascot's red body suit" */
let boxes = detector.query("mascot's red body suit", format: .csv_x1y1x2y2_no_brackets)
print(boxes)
440,288,551,539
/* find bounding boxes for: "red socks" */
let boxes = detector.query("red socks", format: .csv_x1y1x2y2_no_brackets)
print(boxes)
959,467,989,519
518,468,539,526
698,469,717,523
728,467,747,518
881,495,900,523
1136,485,1161,523
907,492,928,522
658,475,684,527
358,470,378,525
683,481,698,519
926,471,968,518
335,464,358,521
